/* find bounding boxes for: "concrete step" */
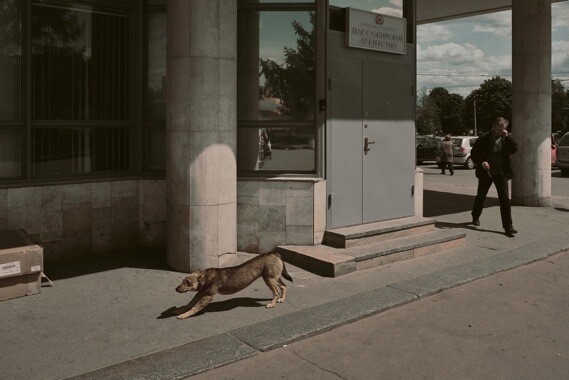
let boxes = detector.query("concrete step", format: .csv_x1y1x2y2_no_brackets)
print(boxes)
278,229,466,278
323,216,436,249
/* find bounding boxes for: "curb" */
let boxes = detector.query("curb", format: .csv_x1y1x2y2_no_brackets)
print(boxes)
69,232,569,379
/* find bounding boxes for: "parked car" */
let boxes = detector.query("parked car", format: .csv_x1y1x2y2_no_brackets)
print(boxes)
556,132,569,176
436,136,478,169
416,135,441,164
552,132,561,167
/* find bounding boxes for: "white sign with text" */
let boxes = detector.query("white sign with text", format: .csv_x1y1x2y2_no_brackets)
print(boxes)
346,8,406,55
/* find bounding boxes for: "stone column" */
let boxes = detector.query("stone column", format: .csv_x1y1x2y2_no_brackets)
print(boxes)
511,0,551,206
166,0,237,272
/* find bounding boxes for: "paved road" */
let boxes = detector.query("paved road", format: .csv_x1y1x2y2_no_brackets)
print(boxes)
193,249,569,380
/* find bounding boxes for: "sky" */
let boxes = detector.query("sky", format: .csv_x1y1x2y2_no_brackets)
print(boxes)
417,1,569,97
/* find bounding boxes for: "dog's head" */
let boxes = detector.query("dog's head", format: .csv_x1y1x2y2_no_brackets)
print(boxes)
175,271,205,293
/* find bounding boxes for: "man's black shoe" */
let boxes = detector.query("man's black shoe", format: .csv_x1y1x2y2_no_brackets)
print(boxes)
507,228,518,234
505,229,516,237
472,219,480,226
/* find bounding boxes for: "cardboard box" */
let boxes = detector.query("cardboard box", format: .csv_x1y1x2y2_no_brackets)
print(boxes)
0,230,43,302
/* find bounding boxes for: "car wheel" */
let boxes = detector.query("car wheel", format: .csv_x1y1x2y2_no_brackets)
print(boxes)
465,157,475,170
561,169,569,177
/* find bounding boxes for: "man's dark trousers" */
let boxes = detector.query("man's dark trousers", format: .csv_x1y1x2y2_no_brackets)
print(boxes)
472,174,512,229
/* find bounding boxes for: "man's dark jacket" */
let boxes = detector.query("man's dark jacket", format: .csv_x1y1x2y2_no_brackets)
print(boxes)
471,131,518,179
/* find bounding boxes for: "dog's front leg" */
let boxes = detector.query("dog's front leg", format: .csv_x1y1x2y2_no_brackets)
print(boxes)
177,291,215,319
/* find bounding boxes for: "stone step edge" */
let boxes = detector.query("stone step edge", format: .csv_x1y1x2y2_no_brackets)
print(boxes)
346,229,466,262
324,216,435,242
278,229,466,277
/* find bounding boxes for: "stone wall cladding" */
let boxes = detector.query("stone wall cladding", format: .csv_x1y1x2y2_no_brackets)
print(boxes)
237,179,326,253
0,180,168,263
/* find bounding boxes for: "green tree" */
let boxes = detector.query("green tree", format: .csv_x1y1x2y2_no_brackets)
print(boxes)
552,79,569,135
259,13,316,119
463,76,512,133
428,87,465,135
416,88,441,135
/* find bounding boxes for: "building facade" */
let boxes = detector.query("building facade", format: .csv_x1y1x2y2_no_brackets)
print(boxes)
0,0,555,272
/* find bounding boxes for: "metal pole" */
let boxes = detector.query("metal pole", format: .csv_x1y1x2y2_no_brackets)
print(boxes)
473,99,477,136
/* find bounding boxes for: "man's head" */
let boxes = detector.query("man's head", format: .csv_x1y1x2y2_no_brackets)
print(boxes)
492,117,509,135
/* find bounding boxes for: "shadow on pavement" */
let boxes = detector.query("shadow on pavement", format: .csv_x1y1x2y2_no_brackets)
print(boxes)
424,189,499,217
158,298,271,319
44,248,169,281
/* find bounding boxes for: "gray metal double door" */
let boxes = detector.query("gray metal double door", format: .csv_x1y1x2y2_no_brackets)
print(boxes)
328,56,415,228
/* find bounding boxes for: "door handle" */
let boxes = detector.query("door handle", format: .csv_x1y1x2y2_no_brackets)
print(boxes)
364,137,375,155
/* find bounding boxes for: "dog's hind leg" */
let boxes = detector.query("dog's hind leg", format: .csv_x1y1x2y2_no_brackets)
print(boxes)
263,277,281,309
277,278,287,303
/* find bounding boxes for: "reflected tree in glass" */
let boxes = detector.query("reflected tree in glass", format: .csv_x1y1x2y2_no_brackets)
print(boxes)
259,12,315,120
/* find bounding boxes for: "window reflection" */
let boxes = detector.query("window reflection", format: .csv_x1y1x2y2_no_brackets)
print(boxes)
148,12,166,121
31,5,130,120
238,127,315,171
238,11,316,122
0,127,21,177
0,0,21,120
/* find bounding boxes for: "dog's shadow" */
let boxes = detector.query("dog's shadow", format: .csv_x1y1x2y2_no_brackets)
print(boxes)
157,297,271,319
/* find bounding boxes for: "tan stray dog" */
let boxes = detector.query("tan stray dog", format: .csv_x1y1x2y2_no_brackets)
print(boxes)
173,252,293,319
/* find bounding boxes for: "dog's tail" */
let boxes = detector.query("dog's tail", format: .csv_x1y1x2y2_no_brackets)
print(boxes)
281,262,293,282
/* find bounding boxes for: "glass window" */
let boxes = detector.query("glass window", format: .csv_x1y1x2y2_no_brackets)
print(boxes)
237,127,315,171
0,127,21,177
329,0,403,17
238,11,316,122
31,4,130,120
237,7,317,174
31,127,130,176
0,0,21,120
148,12,166,121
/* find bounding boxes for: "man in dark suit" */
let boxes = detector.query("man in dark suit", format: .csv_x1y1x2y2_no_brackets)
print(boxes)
470,117,519,237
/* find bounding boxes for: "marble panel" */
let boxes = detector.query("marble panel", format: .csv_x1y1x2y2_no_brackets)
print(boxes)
237,181,259,197
259,182,286,206
0,189,6,219
145,195,167,221
285,181,313,198
8,187,41,207
285,225,313,246
8,205,41,235
189,205,219,268
219,0,237,59
63,229,92,259
92,182,111,208
259,231,286,254
286,197,313,226
112,196,138,224
41,186,62,214
111,180,138,198
142,180,166,196
41,213,62,242
140,221,166,248
167,0,191,58
111,221,138,251
61,184,92,204
259,205,286,232
167,57,192,132
62,202,93,233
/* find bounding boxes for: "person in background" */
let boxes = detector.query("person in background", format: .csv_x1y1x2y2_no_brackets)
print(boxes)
470,117,519,237
439,135,454,175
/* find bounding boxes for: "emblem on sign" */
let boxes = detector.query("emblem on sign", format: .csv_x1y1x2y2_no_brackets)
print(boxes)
375,15,384,25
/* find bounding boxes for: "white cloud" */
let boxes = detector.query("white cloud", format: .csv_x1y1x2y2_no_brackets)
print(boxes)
553,40,569,68
552,3,569,32
418,43,484,65
418,24,453,42
472,12,511,37
372,7,401,17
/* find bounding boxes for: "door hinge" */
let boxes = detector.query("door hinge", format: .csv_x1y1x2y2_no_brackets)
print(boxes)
411,185,415,197
328,193,332,209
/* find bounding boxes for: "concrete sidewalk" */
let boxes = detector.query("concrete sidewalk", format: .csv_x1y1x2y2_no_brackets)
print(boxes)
1,182,569,380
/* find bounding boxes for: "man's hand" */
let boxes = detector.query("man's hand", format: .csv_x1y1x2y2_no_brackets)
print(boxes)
482,161,490,170
501,129,509,138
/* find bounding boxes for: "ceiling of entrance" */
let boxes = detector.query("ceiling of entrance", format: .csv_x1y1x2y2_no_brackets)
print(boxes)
417,0,567,24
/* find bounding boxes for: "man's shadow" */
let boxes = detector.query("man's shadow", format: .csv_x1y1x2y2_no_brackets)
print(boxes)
434,221,506,236
158,297,271,319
